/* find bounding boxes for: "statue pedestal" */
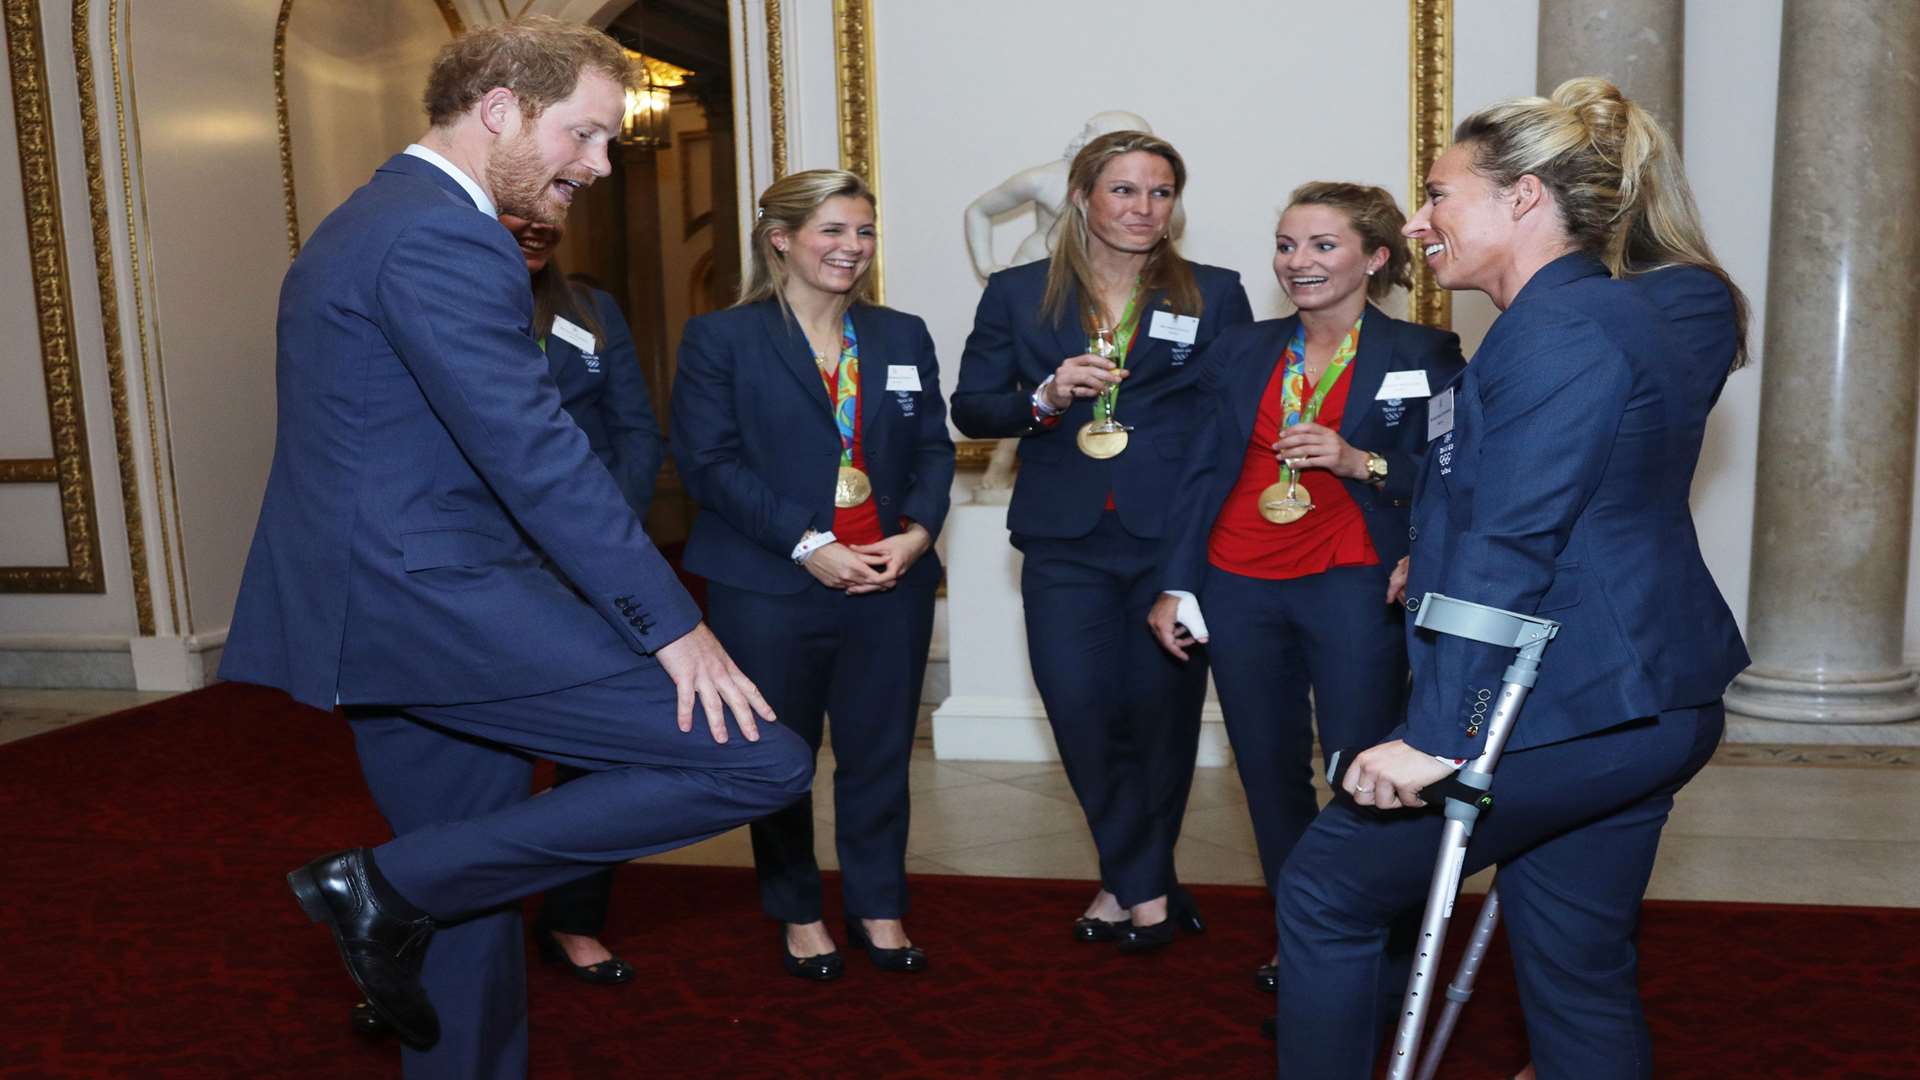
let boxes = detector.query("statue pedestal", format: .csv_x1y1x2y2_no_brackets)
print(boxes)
931,503,1230,765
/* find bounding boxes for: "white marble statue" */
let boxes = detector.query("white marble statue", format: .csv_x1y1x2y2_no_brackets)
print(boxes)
963,109,1154,279
963,111,1157,502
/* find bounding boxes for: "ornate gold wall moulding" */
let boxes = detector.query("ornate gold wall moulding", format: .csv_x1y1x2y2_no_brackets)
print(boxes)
70,0,153,630
0,459,59,483
1408,0,1452,330
831,0,879,301
953,440,997,473
764,0,785,180
273,0,300,257
3,0,105,594
110,0,185,629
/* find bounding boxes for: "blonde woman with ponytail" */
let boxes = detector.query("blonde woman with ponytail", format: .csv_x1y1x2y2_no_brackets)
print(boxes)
1272,79,1748,1080
672,169,955,981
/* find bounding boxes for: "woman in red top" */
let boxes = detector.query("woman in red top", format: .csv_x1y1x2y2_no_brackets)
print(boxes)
1149,183,1463,993
672,170,955,982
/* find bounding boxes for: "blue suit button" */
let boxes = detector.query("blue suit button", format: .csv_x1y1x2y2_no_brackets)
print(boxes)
879,496,892,506
1404,597,1420,612
1408,526,1418,541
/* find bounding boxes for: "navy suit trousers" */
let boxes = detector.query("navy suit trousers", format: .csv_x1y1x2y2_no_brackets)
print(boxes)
1018,512,1207,907
707,579,937,924
1200,562,1407,890
367,663,813,918
1273,702,1724,1079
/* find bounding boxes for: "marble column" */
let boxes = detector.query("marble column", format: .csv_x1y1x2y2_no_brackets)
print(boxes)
1536,0,1684,144
1725,0,1920,738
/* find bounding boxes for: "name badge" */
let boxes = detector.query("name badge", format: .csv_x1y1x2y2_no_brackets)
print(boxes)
1427,387,1455,442
885,364,922,392
551,316,596,355
1377,369,1432,400
1147,311,1199,345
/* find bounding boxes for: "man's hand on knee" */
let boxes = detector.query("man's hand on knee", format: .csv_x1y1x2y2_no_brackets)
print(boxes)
655,623,777,743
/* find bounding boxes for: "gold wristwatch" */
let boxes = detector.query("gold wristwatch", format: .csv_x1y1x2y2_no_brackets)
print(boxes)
1364,452,1389,485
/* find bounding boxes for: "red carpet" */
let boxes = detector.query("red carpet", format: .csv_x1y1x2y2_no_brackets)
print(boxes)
1,682,1914,1078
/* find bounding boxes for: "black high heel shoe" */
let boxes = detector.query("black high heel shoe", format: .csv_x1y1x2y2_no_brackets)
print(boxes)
1117,917,1175,953
1254,963,1278,993
780,928,845,982
844,916,927,973
1071,915,1129,943
534,928,635,986
351,999,392,1040
1171,886,1207,935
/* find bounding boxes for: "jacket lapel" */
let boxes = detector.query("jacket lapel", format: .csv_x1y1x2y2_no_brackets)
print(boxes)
758,302,836,413
1231,318,1295,448
1339,305,1396,442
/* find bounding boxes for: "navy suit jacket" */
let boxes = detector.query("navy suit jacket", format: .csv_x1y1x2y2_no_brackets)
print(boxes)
951,259,1254,540
220,153,700,710
671,300,955,595
547,286,663,520
1158,307,1463,592
1402,253,1748,758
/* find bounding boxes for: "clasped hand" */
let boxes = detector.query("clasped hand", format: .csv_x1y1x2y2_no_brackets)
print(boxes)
804,523,932,595
1042,353,1129,411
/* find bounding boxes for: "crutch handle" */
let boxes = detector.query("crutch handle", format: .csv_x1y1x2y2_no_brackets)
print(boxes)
1326,747,1494,811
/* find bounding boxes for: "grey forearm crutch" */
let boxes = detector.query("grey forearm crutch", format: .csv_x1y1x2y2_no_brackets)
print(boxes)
1327,592,1560,1080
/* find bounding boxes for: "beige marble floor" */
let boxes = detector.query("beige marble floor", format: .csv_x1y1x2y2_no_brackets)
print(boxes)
6,689,1917,908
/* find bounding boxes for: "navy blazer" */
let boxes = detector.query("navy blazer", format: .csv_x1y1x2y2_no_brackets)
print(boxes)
220,153,700,710
672,300,955,595
1159,307,1465,592
547,286,663,520
951,259,1254,540
1402,254,1748,758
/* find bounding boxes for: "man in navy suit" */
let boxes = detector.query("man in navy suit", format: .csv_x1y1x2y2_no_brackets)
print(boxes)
222,18,811,1078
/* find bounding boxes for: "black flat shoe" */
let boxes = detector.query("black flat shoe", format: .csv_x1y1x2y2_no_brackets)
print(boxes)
1171,886,1207,935
844,916,927,973
1072,915,1129,943
289,849,439,1050
351,1000,391,1040
1254,963,1278,993
781,930,844,982
534,928,634,986
1117,917,1175,953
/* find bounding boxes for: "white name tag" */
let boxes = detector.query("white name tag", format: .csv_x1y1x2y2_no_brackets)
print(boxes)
1427,387,1455,442
885,364,922,392
1377,369,1432,400
550,316,596,355
1147,311,1199,345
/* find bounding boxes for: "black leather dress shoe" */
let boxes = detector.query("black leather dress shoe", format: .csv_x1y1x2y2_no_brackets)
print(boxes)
844,917,927,973
534,929,635,986
289,849,439,1050
1117,917,1176,953
780,930,845,982
351,1000,391,1040
1171,886,1207,935
1072,916,1129,943
1261,1016,1277,1040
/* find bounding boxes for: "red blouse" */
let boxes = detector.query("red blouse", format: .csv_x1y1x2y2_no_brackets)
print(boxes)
817,362,885,546
1206,357,1379,579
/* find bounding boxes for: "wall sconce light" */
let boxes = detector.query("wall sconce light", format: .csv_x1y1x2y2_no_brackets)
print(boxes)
619,49,693,151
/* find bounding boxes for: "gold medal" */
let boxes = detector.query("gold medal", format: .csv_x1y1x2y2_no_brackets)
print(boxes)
1076,421,1129,459
835,465,873,508
1258,479,1314,524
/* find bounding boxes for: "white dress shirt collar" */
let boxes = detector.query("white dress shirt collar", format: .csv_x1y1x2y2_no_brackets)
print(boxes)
402,143,497,218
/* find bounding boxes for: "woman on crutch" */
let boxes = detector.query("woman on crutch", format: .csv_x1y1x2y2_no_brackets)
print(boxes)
1270,76,1750,1080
